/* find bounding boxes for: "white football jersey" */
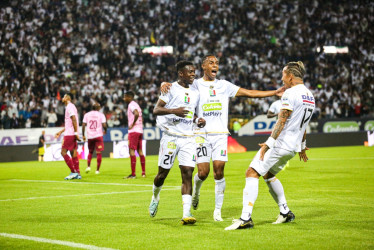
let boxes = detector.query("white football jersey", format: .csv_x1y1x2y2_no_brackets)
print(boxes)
275,84,315,152
156,82,200,137
268,100,282,115
192,78,240,135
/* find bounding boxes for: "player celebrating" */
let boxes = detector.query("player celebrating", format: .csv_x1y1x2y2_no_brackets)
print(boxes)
149,61,206,225
82,103,107,174
162,55,284,221
55,93,81,180
225,61,315,230
123,91,146,179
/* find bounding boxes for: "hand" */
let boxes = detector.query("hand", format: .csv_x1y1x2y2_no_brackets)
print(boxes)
55,132,61,139
258,142,269,161
83,136,86,141
298,147,309,162
75,135,81,142
197,118,206,128
275,86,286,97
160,82,172,95
173,107,189,118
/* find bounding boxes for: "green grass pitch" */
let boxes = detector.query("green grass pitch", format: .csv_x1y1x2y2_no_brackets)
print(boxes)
0,146,373,249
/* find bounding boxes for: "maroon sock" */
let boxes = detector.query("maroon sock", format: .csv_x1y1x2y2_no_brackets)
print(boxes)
97,153,102,171
63,154,75,173
140,155,146,175
72,157,80,174
87,153,93,167
130,155,136,176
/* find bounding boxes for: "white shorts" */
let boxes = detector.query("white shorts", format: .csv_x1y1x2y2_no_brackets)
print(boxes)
158,134,196,169
250,147,296,176
195,134,228,164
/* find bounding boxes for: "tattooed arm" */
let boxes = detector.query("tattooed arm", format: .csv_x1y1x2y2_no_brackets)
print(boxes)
259,109,292,160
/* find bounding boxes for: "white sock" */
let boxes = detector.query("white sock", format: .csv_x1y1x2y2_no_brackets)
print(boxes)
182,194,192,217
152,184,162,202
215,178,226,211
193,173,204,196
241,177,259,220
265,177,289,214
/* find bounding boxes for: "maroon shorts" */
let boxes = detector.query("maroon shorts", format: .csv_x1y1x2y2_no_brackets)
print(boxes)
128,132,143,151
88,137,104,152
62,135,77,151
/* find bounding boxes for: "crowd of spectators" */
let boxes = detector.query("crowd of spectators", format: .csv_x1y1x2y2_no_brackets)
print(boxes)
0,0,373,130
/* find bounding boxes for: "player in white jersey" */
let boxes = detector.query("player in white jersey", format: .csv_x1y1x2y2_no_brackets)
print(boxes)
161,55,284,221
225,61,315,230
267,99,282,118
149,61,206,225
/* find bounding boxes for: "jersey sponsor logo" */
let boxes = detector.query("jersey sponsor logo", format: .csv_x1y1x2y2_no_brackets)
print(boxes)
186,111,193,119
302,95,315,104
221,150,226,156
202,111,222,117
171,117,193,125
202,103,222,111
195,136,205,144
167,142,176,149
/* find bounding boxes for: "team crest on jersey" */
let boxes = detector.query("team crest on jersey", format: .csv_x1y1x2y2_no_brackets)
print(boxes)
221,150,226,156
209,89,216,97
184,96,190,104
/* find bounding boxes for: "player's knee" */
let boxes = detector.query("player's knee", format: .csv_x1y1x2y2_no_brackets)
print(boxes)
246,167,260,178
214,170,224,180
89,151,94,155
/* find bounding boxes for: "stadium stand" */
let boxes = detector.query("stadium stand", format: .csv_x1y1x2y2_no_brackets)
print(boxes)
0,0,373,129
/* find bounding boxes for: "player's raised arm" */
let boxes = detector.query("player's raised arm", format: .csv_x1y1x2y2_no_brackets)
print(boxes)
153,99,189,118
235,86,285,98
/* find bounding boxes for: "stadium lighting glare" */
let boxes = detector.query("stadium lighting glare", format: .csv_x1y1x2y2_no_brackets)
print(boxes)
316,46,349,54
142,46,173,55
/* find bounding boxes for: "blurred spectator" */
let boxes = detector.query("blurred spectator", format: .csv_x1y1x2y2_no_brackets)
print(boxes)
46,109,58,127
10,113,19,128
0,0,372,131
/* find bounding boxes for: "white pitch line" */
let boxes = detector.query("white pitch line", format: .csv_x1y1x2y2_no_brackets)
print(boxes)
0,188,179,202
234,157,374,162
7,179,179,188
0,233,117,250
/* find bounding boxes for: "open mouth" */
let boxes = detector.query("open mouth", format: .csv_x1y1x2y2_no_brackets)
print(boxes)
211,70,217,76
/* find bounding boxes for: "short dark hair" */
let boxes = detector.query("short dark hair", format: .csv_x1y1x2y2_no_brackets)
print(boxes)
201,54,216,65
125,91,135,98
175,60,194,73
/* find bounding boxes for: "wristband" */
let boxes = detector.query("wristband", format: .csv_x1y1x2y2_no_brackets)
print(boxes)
301,141,306,150
74,132,78,135
265,137,276,148
193,117,199,124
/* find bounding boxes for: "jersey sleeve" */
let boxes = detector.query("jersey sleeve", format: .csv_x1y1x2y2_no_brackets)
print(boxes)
101,113,106,123
268,102,277,113
83,114,87,123
225,80,240,97
159,90,171,104
280,91,294,111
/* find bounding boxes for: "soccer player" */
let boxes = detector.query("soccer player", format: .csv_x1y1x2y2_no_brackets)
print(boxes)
82,103,107,174
149,60,206,225
55,93,82,180
123,91,146,179
225,61,315,230
161,55,284,221
38,130,45,162
267,98,282,118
